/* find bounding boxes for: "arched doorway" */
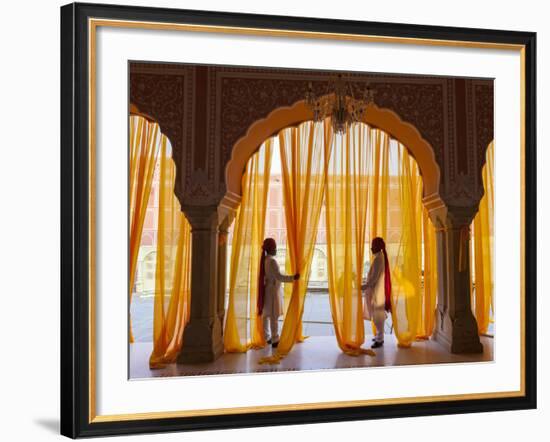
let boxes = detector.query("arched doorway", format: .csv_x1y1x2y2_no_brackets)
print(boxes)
221,101,444,350
223,117,439,356
223,100,442,213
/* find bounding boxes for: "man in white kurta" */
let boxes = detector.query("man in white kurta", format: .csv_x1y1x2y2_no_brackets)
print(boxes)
262,254,296,346
362,247,388,347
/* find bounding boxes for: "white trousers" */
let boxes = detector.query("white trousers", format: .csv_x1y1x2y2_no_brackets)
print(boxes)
365,287,386,343
263,315,280,343
373,312,385,343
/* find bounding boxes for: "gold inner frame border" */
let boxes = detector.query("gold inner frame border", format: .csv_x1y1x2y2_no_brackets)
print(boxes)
87,17,526,424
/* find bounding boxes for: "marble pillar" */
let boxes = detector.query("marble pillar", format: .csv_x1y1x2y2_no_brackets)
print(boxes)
177,205,223,363
431,205,483,354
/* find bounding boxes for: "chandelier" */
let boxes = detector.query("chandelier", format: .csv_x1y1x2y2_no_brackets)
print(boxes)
305,75,375,134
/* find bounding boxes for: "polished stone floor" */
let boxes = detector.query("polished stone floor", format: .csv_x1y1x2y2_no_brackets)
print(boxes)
129,335,493,379
131,293,395,342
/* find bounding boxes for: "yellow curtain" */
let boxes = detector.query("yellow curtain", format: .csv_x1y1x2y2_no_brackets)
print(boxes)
149,138,192,368
260,121,326,363
472,141,494,334
411,156,438,340
224,140,273,352
368,130,390,242
365,136,433,345
129,115,161,343
388,144,423,347
367,130,390,337
417,206,438,339
219,119,437,358
324,123,374,356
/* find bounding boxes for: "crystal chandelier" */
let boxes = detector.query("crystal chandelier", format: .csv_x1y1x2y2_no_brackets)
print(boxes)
305,75,375,134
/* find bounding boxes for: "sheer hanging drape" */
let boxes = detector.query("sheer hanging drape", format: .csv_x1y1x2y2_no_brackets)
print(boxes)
368,130,390,243
324,123,374,356
418,206,438,339
472,141,494,334
224,140,273,352
225,119,444,360
366,137,435,346
260,121,326,363
129,115,162,343
411,158,438,340
149,139,192,369
367,130,390,337
387,144,423,347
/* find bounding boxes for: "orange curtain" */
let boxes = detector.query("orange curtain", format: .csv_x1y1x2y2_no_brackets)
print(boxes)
388,144,423,347
149,138,192,368
224,140,273,352
368,130,390,243
367,130,390,337
411,156,438,340
417,206,438,339
472,141,494,334
366,136,435,345
324,122,374,356
219,119,440,358
260,121,326,363
129,116,161,343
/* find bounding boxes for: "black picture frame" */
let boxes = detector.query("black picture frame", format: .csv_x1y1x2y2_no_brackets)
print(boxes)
60,2,537,438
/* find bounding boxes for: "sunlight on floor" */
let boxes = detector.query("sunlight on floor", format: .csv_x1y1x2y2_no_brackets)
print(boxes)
130,335,493,379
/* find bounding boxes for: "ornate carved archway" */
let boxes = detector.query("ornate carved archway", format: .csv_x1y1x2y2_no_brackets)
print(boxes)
222,100,442,213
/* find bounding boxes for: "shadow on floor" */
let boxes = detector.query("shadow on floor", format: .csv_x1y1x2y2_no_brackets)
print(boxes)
34,418,59,434
130,335,494,379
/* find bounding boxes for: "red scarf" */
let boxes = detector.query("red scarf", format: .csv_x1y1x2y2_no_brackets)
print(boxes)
372,237,392,312
257,238,276,315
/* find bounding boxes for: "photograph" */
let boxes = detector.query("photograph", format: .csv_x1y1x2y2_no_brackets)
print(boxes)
2,0,546,440
55,1,538,438
128,62,496,379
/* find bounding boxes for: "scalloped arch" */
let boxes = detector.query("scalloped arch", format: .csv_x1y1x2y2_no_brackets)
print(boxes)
223,100,441,211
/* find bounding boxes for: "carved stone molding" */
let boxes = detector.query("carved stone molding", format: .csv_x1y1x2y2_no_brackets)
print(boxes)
129,68,187,205
473,82,495,200
440,79,494,209
474,83,495,167
218,71,447,191
444,172,479,208
129,63,493,213
181,204,219,231
370,81,445,166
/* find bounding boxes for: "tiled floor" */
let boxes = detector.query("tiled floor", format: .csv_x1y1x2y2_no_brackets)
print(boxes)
130,334,494,379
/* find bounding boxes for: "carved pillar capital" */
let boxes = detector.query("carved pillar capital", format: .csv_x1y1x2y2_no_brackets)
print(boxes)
445,205,478,229
182,205,219,231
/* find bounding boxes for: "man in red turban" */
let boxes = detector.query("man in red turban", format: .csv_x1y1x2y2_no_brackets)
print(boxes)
257,238,299,348
361,237,392,348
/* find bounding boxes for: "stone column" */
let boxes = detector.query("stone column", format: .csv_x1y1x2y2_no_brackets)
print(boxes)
431,206,483,354
177,205,223,363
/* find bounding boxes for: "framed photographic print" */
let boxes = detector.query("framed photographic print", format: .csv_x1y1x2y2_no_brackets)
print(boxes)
60,2,537,438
